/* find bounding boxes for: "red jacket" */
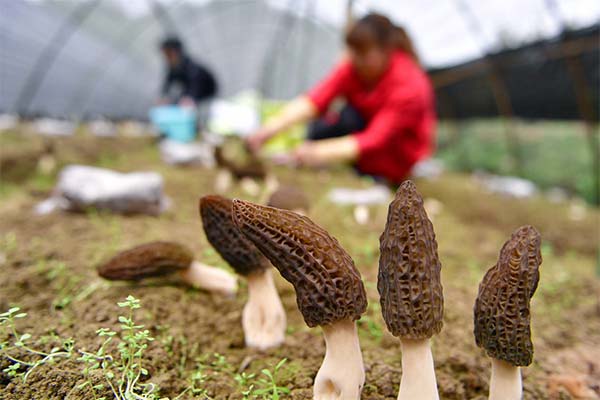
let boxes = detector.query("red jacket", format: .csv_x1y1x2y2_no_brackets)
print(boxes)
307,51,436,183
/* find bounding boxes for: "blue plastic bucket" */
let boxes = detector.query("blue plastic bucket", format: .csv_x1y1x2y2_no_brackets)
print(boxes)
150,106,197,142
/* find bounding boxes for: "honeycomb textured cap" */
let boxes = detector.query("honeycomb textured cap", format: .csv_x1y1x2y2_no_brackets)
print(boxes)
200,195,269,276
474,225,542,366
267,186,310,212
377,180,444,339
97,241,193,280
232,199,367,327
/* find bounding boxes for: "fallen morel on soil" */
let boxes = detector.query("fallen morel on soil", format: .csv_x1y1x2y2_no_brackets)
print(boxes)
378,180,444,400
200,195,286,350
97,241,237,295
474,225,542,400
98,241,193,280
232,199,367,400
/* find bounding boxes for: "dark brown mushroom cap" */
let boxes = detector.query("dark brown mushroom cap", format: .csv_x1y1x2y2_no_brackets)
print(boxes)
474,225,542,367
232,199,367,327
97,241,193,280
267,186,310,212
199,195,269,276
377,180,444,339
214,146,266,180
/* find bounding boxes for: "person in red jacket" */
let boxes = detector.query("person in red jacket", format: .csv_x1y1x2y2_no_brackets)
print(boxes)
247,13,436,184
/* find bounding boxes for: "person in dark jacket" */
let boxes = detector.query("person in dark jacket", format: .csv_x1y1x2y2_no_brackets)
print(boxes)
159,37,218,107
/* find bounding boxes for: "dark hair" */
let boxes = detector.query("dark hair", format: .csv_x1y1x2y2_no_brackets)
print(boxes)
345,13,419,63
160,36,184,53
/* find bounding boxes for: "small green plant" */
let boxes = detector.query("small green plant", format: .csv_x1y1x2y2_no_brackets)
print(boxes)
174,363,212,400
78,295,160,400
1,232,17,256
33,259,96,310
234,371,256,400
358,302,383,341
252,358,291,400
0,307,74,382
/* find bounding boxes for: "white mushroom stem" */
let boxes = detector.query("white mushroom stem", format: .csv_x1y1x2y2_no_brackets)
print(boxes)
489,359,522,400
178,261,238,296
214,169,233,194
314,319,365,400
242,268,286,350
398,338,439,400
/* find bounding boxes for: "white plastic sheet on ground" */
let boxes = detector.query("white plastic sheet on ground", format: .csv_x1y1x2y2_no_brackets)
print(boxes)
35,165,169,215
328,184,392,205
0,114,19,132
33,118,76,136
474,172,537,198
88,119,117,137
411,158,445,179
159,139,215,166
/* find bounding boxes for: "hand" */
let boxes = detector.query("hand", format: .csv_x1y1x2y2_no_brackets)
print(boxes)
246,127,274,154
292,142,322,167
293,136,359,167
179,96,196,108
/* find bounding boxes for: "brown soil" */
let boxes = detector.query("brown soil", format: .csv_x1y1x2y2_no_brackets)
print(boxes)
1,134,599,399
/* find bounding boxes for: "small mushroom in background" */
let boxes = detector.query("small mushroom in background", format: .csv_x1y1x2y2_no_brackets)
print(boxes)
266,185,310,215
213,145,267,196
474,225,542,400
378,180,444,400
200,195,286,350
97,241,237,296
353,204,370,225
232,199,367,400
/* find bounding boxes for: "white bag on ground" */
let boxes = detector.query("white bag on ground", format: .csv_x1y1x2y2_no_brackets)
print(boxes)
35,165,169,215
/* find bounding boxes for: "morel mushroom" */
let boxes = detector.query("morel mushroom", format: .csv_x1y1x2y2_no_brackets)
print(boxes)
214,145,266,196
232,199,367,399
474,225,542,400
97,241,237,295
378,180,444,400
267,185,310,215
200,195,286,350
214,146,267,181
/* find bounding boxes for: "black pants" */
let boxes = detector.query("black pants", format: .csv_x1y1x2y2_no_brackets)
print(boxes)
307,105,366,141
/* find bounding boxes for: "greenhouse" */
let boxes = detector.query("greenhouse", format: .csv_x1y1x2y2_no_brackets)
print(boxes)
1,1,599,399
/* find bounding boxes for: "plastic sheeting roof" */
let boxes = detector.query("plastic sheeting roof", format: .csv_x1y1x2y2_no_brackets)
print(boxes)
1,0,599,119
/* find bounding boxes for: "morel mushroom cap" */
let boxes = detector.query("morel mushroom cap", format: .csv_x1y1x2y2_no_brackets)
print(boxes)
474,225,542,367
267,186,310,212
378,180,444,339
214,146,266,180
200,195,269,276
97,241,193,280
232,199,367,327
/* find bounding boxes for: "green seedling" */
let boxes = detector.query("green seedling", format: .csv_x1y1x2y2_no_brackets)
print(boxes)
0,307,74,382
358,301,383,341
174,363,212,400
77,295,160,400
252,358,291,400
234,371,256,400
